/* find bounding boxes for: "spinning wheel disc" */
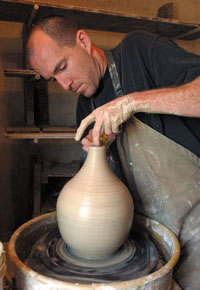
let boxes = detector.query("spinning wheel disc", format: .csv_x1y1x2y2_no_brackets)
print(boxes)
28,227,158,283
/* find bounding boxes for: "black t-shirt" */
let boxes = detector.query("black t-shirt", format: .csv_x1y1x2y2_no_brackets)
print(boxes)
77,31,200,157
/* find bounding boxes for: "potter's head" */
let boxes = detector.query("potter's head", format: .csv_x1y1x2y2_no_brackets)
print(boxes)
27,15,106,97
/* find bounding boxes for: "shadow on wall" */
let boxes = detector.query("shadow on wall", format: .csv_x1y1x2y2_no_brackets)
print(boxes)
1,40,23,68
0,142,33,242
3,91,24,127
11,143,33,239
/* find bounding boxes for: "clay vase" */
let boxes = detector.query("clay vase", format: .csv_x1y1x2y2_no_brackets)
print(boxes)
56,145,134,260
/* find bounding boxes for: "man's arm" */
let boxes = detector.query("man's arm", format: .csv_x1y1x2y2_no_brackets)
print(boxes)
137,76,200,117
75,76,200,145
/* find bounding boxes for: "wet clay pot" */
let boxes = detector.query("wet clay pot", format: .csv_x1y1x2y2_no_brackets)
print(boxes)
56,145,134,259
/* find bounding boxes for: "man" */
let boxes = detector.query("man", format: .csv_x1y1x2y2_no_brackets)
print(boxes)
27,16,200,289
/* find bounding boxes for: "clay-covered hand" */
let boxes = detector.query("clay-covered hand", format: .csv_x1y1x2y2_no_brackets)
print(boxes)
76,76,200,146
75,95,138,145
81,129,116,151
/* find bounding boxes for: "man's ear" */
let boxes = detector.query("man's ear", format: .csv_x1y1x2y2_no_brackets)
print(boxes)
76,30,91,53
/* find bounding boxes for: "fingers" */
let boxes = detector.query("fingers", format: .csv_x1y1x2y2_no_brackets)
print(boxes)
92,118,103,146
75,100,124,143
82,132,116,151
112,119,121,134
107,134,116,144
81,138,92,152
75,114,95,141
103,116,112,135
81,130,94,152
92,110,114,144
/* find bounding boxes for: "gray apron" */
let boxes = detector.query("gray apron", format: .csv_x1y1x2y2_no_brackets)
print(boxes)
105,50,200,290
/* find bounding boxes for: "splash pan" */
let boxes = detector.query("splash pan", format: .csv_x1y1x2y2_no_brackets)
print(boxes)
9,212,180,290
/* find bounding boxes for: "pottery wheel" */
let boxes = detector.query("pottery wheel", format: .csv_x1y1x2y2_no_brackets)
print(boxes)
27,227,158,283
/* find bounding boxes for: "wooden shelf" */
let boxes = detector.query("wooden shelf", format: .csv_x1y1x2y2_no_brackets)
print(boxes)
5,126,76,140
5,132,76,140
4,69,40,79
1,0,200,40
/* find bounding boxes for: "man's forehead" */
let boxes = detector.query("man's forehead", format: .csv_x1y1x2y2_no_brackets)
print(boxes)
28,37,52,74
28,31,68,79
29,30,62,63
27,30,47,60
30,29,52,50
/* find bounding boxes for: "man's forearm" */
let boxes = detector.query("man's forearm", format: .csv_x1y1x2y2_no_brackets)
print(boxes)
75,76,200,142
131,76,200,118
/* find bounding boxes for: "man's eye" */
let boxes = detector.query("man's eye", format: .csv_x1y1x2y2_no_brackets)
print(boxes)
59,64,66,72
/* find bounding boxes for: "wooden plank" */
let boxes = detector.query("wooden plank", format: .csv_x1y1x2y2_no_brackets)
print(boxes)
41,126,76,133
6,126,76,133
0,0,199,39
6,126,40,133
4,69,40,79
176,27,200,40
4,131,76,139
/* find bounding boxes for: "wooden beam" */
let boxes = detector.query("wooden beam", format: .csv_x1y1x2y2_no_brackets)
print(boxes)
27,4,39,28
0,0,199,39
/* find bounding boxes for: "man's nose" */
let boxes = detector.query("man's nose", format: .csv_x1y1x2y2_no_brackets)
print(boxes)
56,76,72,91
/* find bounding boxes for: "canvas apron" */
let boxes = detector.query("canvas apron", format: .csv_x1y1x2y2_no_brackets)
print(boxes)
105,50,200,290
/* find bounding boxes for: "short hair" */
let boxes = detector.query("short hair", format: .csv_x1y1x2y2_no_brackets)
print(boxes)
29,15,79,47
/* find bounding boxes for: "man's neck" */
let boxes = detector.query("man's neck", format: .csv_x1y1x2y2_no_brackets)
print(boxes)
91,45,107,78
